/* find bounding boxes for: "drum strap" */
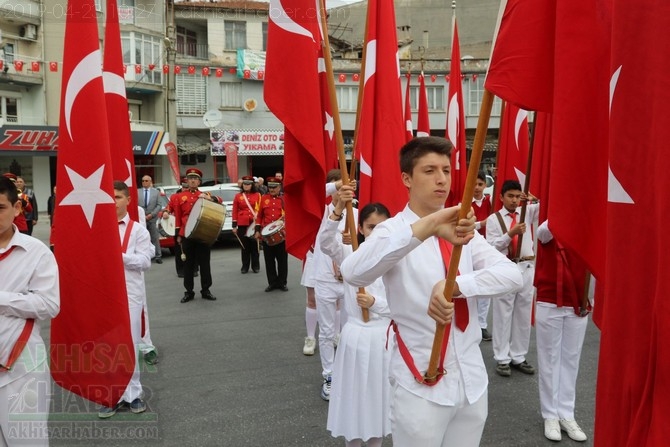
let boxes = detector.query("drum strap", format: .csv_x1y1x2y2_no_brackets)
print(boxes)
242,193,258,222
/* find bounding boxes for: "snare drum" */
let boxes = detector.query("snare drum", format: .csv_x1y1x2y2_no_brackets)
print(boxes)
261,219,286,246
184,198,226,245
157,215,176,237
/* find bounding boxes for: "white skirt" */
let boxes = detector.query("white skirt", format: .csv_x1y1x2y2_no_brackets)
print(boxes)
327,318,392,441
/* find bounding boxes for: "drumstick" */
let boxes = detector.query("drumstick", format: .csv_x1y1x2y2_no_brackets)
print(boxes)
233,231,245,249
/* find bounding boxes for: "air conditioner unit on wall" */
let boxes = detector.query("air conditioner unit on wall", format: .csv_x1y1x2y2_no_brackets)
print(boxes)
19,24,37,40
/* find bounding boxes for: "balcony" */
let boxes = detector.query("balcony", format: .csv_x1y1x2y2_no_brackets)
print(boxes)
176,43,208,60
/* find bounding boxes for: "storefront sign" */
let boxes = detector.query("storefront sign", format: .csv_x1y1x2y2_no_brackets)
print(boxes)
210,129,283,156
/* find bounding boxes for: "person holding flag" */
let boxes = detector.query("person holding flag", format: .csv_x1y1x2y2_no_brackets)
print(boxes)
0,176,59,446
472,172,494,342
341,137,521,446
485,180,539,378
98,181,154,418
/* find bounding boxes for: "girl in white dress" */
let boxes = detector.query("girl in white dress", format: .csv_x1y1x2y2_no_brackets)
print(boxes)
320,186,392,447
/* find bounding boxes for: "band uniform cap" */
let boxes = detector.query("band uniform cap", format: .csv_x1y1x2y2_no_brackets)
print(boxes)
267,177,281,187
180,176,188,184
185,168,202,178
3,173,17,182
242,175,254,181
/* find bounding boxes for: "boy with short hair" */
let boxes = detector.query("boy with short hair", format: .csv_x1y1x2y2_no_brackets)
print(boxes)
98,181,154,418
0,176,60,445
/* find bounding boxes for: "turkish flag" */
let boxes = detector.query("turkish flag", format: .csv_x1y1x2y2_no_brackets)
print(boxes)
202,66,210,76
243,69,251,79
31,61,40,72
162,64,169,74
148,63,155,71
14,60,24,71
444,19,466,207
103,0,138,221
50,0,135,408
485,0,555,112
215,68,223,77
354,0,408,214
317,44,338,170
264,0,330,259
0,61,3,71
257,70,264,80
188,65,196,74
493,101,529,210
417,72,430,137
49,61,58,72
174,65,181,74
595,2,670,445
134,64,141,74
403,74,413,141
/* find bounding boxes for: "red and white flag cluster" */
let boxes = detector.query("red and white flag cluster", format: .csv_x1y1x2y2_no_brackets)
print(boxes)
445,17,466,207
487,0,670,444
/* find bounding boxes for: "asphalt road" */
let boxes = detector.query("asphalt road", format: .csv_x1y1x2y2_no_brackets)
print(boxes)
30,218,598,446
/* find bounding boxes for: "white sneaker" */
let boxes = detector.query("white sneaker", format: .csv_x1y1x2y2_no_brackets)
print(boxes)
559,419,587,442
302,337,316,356
320,375,332,401
544,419,561,441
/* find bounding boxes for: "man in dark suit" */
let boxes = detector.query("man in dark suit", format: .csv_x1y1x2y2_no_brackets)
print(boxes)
138,175,163,264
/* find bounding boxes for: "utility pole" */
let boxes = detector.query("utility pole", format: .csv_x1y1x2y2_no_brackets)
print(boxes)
166,0,177,150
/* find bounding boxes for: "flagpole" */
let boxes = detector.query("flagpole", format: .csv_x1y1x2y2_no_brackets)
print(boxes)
425,89,495,383
319,0,370,322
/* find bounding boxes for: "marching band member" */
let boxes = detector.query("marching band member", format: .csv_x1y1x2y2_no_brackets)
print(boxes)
255,177,288,292
173,168,222,303
341,137,522,447
162,176,188,278
232,175,262,274
2,173,32,234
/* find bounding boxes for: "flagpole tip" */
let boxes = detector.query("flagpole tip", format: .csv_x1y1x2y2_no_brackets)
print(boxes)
451,0,456,10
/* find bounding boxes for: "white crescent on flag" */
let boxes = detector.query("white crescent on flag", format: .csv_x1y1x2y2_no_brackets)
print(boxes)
103,71,127,99
124,158,134,188
269,0,313,41
608,64,633,204
324,111,334,140
447,94,460,148
514,109,528,150
65,50,103,140
364,40,377,84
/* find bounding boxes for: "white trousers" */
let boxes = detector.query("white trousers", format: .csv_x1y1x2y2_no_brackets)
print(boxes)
390,381,487,447
477,298,491,329
492,262,535,364
536,303,588,420
120,303,143,403
315,281,345,377
139,300,156,355
0,368,50,447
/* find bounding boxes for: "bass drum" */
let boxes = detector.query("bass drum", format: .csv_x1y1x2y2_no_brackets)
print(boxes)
157,214,176,237
184,198,225,245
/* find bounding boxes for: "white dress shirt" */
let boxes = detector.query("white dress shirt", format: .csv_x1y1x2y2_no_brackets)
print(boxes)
341,205,522,405
312,204,358,284
118,214,153,306
485,203,539,258
0,226,60,387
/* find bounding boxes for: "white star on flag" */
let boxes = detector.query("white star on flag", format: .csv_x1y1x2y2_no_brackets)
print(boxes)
324,111,334,141
124,158,134,187
59,164,115,228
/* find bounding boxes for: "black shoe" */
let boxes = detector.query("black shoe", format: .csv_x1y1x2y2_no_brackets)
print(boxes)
177,272,184,278
265,285,275,292
143,350,158,365
201,291,217,301
511,360,536,375
241,268,249,274
279,285,289,292
180,292,195,303
252,268,259,273
481,328,492,341
155,258,163,264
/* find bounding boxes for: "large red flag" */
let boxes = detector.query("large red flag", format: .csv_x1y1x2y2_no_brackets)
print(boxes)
403,74,413,142
354,0,407,215
416,72,430,137
103,0,138,221
493,101,529,209
51,0,135,408
264,0,328,259
445,18,466,207
596,2,669,444
485,0,556,112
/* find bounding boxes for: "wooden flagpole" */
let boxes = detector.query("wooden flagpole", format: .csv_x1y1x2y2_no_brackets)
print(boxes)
424,89,495,383
319,0,369,322
514,111,536,260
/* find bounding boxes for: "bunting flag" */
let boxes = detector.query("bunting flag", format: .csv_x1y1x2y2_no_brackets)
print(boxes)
50,0,135,408
14,60,24,71
49,61,58,72
103,0,138,221
354,0,408,214
485,0,555,112
416,72,430,137
445,17,466,207
493,101,529,210
264,0,328,259
403,74,413,141
596,2,669,444
31,61,40,72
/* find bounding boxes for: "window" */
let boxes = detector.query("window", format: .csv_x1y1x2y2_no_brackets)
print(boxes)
467,76,501,117
407,85,445,111
224,21,247,50
177,75,208,115
220,82,242,109
262,22,268,51
335,85,359,111
3,43,14,64
0,95,20,123
177,26,198,57
120,31,162,84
